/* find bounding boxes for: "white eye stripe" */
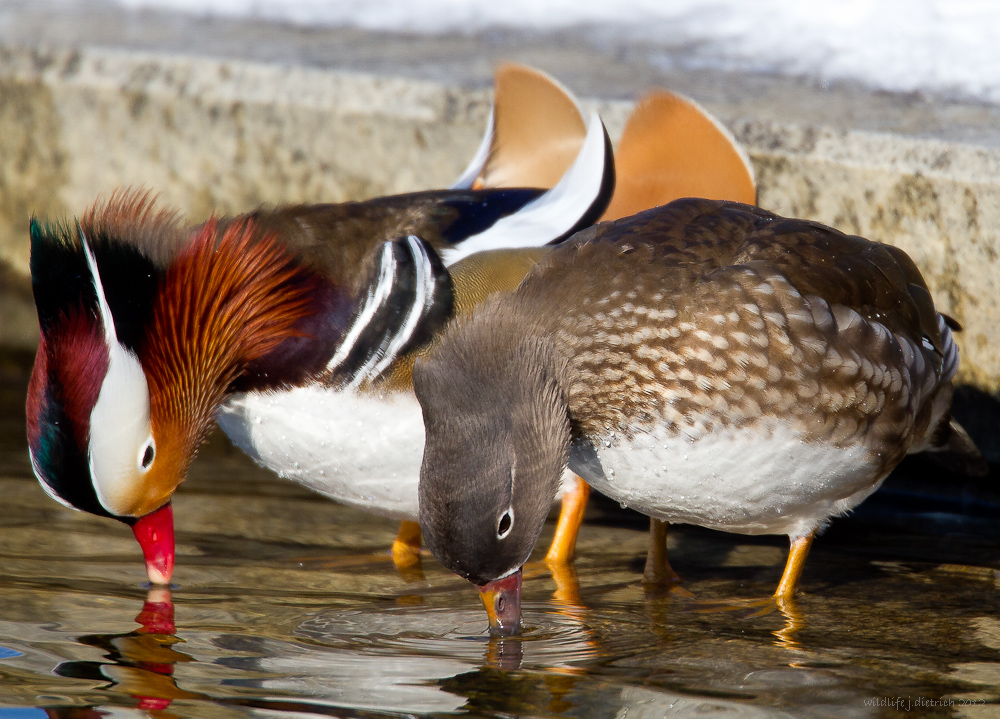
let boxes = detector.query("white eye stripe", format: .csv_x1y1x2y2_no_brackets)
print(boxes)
81,230,156,516
88,345,154,516
81,230,118,348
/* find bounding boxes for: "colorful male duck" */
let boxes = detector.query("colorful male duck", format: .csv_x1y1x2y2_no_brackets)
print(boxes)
414,198,985,635
26,66,755,586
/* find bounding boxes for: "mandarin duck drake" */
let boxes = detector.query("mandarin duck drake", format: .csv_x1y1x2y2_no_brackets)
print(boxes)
25,178,610,587
214,64,614,567
414,198,986,635
26,61,612,585
25,65,755,587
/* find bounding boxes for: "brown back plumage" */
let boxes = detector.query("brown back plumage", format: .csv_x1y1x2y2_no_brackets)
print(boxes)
218,194,476,293
487,198,978,474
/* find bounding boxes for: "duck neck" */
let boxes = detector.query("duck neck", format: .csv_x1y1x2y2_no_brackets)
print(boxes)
419,301,575,486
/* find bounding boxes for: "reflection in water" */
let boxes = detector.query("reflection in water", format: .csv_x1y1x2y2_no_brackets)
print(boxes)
1,550,998,717
1,359,999,717
221,604,598,713
772,597,806,651
483,635,523,671
684,594,807,650
52,588,202,713
291,604,599,665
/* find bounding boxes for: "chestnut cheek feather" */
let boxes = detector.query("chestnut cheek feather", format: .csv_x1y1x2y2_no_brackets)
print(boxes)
131,502,175,585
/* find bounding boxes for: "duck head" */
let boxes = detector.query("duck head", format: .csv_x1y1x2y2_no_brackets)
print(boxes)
415,313,572,635
26,192,322,584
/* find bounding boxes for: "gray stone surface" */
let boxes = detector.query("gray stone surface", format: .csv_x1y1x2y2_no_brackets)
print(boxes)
0,2,998,392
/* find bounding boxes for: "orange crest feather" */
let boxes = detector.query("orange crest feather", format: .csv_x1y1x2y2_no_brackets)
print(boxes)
143,218,318,448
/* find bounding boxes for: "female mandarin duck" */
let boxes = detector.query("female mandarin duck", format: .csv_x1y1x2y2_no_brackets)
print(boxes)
25,64,755,586
414,198,985,635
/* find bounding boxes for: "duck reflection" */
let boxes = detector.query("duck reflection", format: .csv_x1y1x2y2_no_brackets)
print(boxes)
439,667,584,716
216,596,599,715
53,588,202,713
677,593,807,650
483,634,523,670
21,584,871,718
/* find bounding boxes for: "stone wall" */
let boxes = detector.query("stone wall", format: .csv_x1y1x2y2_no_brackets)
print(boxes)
1,45,998,394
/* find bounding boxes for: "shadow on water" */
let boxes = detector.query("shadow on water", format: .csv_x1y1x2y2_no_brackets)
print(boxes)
1,351,999,716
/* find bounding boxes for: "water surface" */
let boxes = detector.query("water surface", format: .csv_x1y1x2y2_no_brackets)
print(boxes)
1,354,998,718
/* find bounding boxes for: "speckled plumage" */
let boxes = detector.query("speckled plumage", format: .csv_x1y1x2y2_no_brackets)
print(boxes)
503,199,951,472
416,197,983,595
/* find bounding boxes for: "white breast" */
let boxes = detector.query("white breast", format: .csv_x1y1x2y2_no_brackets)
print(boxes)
217,387,424,520
581,419,884,538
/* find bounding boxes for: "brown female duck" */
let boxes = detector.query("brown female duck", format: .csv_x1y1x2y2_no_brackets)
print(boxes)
415,198,985,634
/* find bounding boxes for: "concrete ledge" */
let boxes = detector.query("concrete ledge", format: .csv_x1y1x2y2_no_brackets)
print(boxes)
1,44,998,392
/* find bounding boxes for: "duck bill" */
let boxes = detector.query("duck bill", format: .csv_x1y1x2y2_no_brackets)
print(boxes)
478,569,523,636
130,503,175,585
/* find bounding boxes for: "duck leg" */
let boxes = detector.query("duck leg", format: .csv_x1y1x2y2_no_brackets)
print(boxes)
391,520,423,570
692,533,812,630
643,518,682,585
545,473,590,565
540,473,589,605
285,520,426,578
774,532,814,599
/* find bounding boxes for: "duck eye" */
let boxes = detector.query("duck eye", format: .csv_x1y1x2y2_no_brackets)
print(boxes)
140,440,155,470
497,510,513,539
